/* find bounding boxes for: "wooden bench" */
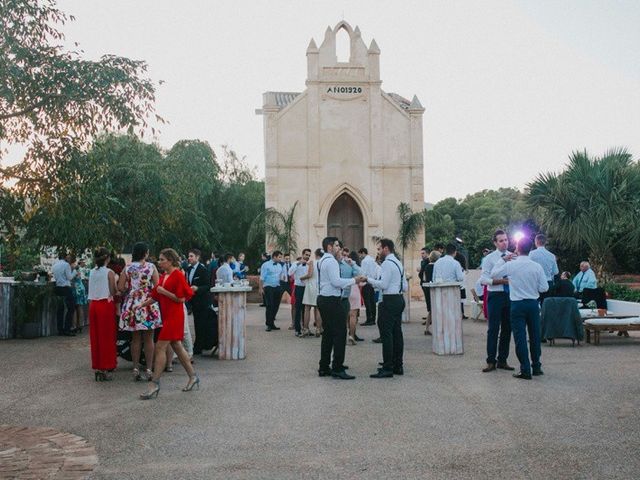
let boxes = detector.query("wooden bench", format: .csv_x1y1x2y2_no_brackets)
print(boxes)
583,317,640,345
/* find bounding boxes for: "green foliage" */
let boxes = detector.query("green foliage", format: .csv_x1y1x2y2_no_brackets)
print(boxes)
424,188,536,267
247,201,299,255
13,282,53,328
0,0,161,198
527,148,640,281
604,282,640,303
396,202,422,265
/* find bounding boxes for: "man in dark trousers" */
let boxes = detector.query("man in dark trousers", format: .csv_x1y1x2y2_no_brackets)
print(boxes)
365,239,408,378
490,236,549,379
317,237,366,380
259,251,283,331
479,229,515,373
186,249,217,355
358,247,377,326
52,252,77,336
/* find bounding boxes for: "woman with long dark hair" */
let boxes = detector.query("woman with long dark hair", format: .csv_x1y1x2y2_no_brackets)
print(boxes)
118,242,161,381
136,248,199,399
88,247,118,381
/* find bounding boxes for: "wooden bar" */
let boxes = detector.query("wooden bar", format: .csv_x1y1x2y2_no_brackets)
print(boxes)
424,282,464,355
211,286,251,360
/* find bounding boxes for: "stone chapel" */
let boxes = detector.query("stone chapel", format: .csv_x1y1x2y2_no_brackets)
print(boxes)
257,21,424,270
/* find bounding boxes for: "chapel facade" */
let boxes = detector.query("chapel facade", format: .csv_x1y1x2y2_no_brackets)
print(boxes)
258,21,424,270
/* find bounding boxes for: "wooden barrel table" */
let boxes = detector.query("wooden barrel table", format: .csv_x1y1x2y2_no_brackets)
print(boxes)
211,285,252,360
423,282,464,355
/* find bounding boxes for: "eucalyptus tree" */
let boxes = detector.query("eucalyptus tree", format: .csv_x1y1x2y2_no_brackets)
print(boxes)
527,148,640,281
0,0,161,199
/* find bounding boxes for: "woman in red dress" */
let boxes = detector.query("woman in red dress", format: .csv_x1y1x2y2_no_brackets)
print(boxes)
88,247,118,381
137,248,199,399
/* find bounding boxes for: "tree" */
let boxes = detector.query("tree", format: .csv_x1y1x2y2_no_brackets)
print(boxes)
247,201,299,255
527,148,640,281
396,202,423,267
424,210,455,248
0,0,161,198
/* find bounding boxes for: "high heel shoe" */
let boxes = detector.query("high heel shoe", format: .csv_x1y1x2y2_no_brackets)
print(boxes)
132,367,142,382
139,380,160,400
143,369,153,381
94,370,113,381
182,375,200,392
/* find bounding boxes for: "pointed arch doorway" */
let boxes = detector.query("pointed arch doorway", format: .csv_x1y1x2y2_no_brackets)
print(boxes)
327,193,364,251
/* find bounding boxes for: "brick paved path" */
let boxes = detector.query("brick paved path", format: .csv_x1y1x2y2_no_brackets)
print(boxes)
0,425,97,479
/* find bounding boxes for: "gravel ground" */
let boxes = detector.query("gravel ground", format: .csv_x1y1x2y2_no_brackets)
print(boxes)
1,302,639,479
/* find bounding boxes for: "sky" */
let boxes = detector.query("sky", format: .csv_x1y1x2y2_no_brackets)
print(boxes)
16,0,640,203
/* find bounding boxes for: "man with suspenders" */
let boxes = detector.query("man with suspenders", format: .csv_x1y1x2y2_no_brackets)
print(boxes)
317,236,367,380
365,238,408,378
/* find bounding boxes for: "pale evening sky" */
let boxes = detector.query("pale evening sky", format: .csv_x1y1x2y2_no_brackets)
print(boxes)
23,1,640,203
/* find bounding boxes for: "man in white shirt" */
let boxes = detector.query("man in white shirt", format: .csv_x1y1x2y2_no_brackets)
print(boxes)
52,253,78,336
317,237,366,380
491,236,549,380
479,229,515,373
432,243,465,283
529,233,559,304
358,247,378,326
216,253,235,285
366,239,408,378
289,249,311,336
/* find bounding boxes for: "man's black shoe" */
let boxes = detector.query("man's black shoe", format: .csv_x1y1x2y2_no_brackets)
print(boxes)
370,370,393,378
259,304,266,307
532,369,544,376
393,367,404,376
265,327,273,332
496,362,515,371
378,362,384,366
372,337,382,343
354,335,364,342
513,372,532,380
270,326,280,330
482,363,496,372
360,321,376,326
318,369,331,377
331,370,355,380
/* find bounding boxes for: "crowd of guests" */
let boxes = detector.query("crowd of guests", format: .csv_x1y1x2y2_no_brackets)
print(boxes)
416,231,601,380
51,229,603,393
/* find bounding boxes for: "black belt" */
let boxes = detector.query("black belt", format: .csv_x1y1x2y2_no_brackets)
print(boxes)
383,293,402,297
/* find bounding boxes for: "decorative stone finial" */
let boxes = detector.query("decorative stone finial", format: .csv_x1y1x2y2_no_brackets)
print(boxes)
307,38,318,53
368,38,380,54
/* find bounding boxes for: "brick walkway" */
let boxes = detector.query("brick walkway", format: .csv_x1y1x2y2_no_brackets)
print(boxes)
0,425,97,479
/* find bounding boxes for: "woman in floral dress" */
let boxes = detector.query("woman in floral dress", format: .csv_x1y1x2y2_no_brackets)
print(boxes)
118,242,162,381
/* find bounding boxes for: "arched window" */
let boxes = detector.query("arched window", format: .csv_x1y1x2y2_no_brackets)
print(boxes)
335,26,351,63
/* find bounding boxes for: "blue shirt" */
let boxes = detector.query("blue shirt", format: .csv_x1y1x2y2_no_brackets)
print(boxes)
572,269,597,292
339,260,361,298
52,259,75,287
529,246,559,282
260,261,283,287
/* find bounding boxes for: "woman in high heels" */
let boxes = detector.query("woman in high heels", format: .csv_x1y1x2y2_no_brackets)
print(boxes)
136,248,199,399
88,247,118,381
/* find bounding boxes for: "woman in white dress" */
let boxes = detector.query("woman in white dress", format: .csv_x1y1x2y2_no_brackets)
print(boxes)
301,248,323,337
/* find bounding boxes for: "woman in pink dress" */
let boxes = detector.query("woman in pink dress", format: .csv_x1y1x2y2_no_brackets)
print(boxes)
119,242,162,381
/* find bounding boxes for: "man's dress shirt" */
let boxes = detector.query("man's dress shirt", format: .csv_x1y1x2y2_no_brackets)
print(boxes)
432,255,464,283
216,263,234,284
360,255,377,278
572,269,597,292
366,254,408,295
529,247,559,282
260,261,283,288
317,253,355,297
490,256,549,301
480,249,510,292
289,262,308,287
52,260,75,287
